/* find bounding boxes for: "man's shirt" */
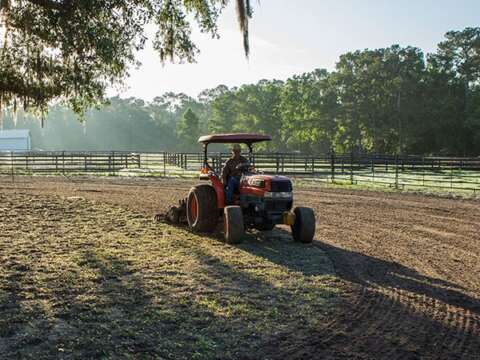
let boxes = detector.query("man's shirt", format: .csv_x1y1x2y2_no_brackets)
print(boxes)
221,155,248,182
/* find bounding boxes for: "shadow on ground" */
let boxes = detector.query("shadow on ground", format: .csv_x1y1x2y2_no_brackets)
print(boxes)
238,228,480,359
148,221,480,359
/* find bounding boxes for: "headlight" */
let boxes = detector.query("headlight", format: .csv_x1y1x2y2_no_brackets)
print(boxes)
264,192,293,199
250,179,265,188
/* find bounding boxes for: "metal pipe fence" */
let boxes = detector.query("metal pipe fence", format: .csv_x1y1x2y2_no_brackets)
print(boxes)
1,151,479,194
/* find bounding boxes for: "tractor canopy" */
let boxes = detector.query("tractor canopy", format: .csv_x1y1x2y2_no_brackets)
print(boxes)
198,133,272,145
198,133,272,174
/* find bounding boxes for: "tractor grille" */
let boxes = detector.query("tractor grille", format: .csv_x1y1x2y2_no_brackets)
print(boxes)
270,180,292,193
265,199,293,212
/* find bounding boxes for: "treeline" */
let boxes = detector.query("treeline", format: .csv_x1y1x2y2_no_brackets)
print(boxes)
2,27,479,156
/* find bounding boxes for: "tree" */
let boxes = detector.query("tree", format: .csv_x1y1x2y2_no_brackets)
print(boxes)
177,108,200,150
435,28,480,87
334,46,425,153
0,0,254,115
209,88,237,134
279,69,338,153
429,27,480,155
231,80,284,151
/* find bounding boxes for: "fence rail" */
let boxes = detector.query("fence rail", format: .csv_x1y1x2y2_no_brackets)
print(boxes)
1,151,479,194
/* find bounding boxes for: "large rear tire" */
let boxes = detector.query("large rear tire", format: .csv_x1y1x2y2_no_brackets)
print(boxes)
224,206,245,244
187,185,218,233
291,207,315,243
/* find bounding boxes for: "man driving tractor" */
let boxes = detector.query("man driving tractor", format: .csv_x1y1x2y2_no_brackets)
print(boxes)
161,133,315,244
221,143,248,204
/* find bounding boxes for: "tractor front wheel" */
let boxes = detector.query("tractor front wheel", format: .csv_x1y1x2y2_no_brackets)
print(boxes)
187,185,218,233
291,207,316,243
224,206,245,244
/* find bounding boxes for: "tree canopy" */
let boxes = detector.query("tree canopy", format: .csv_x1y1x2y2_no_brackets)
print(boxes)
2,27,480,156
0,0,253,116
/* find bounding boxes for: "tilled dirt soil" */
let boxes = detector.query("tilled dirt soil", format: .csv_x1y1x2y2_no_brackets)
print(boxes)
1,176,479,359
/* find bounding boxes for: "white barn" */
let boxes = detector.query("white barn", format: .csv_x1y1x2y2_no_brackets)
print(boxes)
0,129,32,151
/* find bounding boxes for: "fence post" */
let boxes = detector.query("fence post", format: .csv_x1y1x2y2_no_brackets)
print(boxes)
350,151,354,185
10,151,14,183
293,152,296,173
450,165,453,189
163,152,167,177
112,151,115,175
219,153,223,174
422,156,425,187
330,150,335,183
395,154,399,190
371,156,375,183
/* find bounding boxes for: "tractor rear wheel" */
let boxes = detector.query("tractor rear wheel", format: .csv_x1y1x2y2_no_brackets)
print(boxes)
291,207,316,243
224,206,245,244
187,185,218,233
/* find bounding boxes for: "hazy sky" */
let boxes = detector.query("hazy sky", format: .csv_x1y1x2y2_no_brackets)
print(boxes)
113,0,479,100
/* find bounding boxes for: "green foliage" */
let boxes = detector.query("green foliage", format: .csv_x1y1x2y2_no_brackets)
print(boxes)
334,45,426,153
0,0,253,115
2,26,480,156
280,69,337,153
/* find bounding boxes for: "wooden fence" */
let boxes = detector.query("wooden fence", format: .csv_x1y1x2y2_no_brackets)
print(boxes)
0,151,141,175
160,151,480,194
1,151,479,194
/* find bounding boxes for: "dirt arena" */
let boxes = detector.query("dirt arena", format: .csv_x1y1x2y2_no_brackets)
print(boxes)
0,176,479,359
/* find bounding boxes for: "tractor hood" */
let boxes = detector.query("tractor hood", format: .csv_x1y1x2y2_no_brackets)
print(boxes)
243,174,293,192
245,174,291,182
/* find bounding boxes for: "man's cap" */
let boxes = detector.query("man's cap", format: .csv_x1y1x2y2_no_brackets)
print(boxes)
231,144,242,151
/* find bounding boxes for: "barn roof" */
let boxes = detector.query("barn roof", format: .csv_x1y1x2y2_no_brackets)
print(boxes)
0,129,30,139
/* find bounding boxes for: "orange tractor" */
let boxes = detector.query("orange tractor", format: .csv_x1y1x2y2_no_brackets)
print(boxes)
166,133,316,244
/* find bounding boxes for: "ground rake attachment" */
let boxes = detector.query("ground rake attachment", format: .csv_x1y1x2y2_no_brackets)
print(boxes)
159,199,187,225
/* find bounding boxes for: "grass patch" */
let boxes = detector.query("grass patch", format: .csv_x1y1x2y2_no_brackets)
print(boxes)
0,193,337,359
